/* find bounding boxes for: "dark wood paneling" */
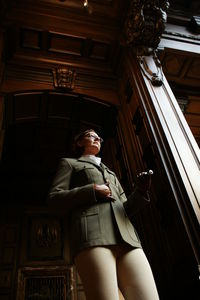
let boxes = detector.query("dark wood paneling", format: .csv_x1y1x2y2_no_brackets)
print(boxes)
20,28,42,50
48,32,83,56
14,93,42,122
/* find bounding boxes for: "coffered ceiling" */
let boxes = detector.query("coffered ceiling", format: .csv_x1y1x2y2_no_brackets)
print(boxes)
1,0,200,85
1,0,200,147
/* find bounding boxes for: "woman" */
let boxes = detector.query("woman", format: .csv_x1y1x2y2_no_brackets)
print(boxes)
48,129,159,300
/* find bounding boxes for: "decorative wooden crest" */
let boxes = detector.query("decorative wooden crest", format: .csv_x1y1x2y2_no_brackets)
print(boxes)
124,0,170,54
52,67,76,89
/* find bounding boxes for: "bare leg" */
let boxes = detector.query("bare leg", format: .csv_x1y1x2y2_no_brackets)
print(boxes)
117,248,159,300
75,246,119,300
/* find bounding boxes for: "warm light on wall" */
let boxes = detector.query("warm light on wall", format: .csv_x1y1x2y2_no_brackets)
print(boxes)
59,0,92,14
83,0,93,14
83,0,88,7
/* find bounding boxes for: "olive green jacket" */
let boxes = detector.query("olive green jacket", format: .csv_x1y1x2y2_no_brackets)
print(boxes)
48,156,149,259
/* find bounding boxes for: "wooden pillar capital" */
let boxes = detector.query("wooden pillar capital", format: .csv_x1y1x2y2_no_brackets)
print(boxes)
124,0,170,55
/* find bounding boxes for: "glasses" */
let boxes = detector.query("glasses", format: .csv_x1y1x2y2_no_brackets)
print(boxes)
84,133,103,143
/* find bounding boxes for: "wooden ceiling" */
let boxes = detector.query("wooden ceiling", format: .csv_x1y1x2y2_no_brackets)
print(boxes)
1,0,131,105
2,0,128,70
1,0,200,147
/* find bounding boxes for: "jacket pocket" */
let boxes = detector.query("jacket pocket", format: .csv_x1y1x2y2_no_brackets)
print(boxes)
72,206,101,243
80,207,101,242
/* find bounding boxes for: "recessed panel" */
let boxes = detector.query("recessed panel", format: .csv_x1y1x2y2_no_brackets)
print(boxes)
90,41,110,60
47,93,76,118
48,33,83,56
185,59,200,79
20,28,41,49
162,53,185,76
14,93,42,122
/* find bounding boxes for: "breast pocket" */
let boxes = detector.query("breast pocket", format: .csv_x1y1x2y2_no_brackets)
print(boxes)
71,166,97,187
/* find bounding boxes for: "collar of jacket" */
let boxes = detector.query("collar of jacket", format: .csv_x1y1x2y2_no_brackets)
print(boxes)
77,156,107,170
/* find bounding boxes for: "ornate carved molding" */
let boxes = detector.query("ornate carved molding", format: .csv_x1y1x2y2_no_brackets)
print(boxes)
163,30,200,42
190,16,200,34
52,67,77,90
124,0,170,55
138,52,164,86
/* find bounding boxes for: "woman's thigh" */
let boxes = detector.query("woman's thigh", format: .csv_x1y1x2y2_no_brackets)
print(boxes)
75,246,120,300
117,248,160,300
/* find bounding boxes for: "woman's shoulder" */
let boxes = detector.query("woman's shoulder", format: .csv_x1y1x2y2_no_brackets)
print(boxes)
56,158,80,171
59,157,78,165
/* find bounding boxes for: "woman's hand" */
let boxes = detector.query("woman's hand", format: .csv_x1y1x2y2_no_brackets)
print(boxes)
94,183,114,200
136,170,153,196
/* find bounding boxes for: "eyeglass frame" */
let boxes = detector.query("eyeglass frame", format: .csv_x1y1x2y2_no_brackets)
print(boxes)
83,132,103,143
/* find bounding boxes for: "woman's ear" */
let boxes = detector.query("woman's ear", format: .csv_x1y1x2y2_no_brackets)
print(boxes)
77,140,83,147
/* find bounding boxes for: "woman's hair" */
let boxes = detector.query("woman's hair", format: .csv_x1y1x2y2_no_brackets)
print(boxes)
74,129,95,143
73,129,95,157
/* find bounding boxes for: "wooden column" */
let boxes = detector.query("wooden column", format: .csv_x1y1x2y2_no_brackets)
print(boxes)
0,95,4,160
0,28,5,160
126,50,200,272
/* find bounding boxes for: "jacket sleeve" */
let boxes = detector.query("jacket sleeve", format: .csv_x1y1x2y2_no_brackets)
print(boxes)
47,158,97,212
115,176,150,217
123,185,150,217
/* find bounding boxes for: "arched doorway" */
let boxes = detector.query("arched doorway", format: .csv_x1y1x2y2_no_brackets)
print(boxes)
1,91,118,206
0,90,122,300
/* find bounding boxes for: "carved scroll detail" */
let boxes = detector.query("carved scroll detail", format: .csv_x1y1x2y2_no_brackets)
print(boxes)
139,52,163,86
124,0,170,55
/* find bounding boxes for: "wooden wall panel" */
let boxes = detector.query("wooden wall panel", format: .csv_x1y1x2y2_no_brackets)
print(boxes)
186,58,200,79
0,212,20,299
161,52,186,76
0,96,5,160
20,28,42,50
14,93,42,122
0,270,13,289
48,32,83,56
90,41,110,60
1,247,15,265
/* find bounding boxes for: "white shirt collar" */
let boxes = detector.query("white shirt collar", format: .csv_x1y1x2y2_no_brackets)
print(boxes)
81,155,101,165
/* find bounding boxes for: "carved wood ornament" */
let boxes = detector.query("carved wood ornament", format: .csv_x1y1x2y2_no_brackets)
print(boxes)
124,0,170,54
139,53,164,86
124,0,169,86
52,67,77,90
